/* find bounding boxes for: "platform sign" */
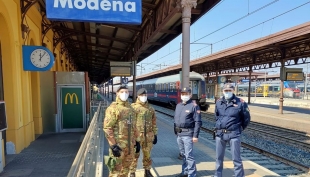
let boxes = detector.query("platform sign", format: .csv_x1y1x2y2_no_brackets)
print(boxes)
110,62,134,76
46,0,142,25
286,73,304,81
280,67,303,81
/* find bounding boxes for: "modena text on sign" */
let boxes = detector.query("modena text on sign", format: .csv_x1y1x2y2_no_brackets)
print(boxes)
46,0,142,24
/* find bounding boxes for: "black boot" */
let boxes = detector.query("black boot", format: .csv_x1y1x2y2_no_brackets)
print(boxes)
144,169,154,177
130,172,136,177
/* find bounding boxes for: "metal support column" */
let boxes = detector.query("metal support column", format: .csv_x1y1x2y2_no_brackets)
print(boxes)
133,60,137,102
279,61,284,114
215,71,218,102
248,69,252,104
179,0,197,88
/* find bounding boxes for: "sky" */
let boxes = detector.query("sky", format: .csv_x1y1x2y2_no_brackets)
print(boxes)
114,0,310,82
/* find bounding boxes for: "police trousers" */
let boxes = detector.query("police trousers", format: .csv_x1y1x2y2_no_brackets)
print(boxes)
177,136,197,177
215,136,244,177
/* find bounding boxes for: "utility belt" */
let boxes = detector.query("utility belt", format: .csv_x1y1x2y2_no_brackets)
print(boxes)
175,127,193,133
212,128,233,139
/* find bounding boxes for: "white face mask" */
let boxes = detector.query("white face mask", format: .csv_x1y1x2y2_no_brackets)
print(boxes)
139,96,147,103
223,92,233,99
119,93,129,101
181,95,190,102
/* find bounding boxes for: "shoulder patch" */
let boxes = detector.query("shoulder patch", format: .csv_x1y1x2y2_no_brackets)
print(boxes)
192,100,197,106
196,110,201,114
240,98,245,103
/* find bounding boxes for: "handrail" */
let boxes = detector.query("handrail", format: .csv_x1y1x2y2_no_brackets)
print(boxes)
67,100,108,177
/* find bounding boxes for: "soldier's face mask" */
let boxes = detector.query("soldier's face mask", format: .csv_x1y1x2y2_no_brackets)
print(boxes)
118,90,129,101
139,95,147,103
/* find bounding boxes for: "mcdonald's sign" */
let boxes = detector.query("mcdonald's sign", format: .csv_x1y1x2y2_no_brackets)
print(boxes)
65,93,79,104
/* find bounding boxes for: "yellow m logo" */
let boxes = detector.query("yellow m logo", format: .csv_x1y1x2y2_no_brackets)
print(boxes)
65,93,79,104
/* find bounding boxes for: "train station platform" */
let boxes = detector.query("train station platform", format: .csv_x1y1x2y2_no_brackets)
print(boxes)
206,97,310,134
239,97,310,109
100,94,280,177
0,132,83,177
2,95,303,177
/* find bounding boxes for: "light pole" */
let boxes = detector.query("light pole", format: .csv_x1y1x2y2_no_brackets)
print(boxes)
179,42,213,64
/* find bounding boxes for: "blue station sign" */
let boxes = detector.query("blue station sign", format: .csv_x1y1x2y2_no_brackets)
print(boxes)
46,0,142,25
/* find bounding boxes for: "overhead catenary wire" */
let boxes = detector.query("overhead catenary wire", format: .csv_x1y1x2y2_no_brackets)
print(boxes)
143,0,280,69
144,0,310,72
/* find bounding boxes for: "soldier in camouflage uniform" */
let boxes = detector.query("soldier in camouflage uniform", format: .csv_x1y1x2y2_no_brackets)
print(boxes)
103,84,141,177
129,88,158,177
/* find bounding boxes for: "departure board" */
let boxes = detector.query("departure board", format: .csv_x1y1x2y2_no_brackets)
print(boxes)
110,67,131,76
286,72,304,81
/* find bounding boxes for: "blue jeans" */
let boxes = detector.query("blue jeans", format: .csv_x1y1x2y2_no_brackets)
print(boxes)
177,136,196,177
215,136,244,177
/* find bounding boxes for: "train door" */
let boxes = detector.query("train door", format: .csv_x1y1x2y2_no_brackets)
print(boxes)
191,80,199,100
263,85,269,97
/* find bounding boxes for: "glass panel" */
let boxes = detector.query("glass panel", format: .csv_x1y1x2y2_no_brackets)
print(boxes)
56,72,85,84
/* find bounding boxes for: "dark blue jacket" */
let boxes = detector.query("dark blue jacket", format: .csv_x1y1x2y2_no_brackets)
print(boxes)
215,95,251,138
174,100,202,138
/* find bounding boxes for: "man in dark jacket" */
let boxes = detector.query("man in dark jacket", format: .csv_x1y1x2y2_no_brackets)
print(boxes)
214,83,251,177
174,87,202,177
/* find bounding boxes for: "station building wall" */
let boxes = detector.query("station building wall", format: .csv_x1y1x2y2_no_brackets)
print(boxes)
0,0,76,168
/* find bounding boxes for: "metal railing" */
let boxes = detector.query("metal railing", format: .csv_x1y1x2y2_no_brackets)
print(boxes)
67,100,108,177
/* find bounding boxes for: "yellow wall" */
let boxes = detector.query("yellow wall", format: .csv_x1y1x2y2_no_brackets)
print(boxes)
0,0,75,161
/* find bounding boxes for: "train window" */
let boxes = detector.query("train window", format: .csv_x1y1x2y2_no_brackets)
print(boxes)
170,83,175,92
274,86,280,91
269,87,273,91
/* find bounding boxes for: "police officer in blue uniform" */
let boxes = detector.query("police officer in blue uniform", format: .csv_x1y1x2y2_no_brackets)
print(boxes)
214,83,251,177
174,87,202,177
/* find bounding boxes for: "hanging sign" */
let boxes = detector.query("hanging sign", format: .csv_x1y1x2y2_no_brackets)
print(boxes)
46,0,142,25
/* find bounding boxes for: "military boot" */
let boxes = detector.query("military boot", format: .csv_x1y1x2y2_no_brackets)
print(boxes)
144,169,154,177
130,172,136,177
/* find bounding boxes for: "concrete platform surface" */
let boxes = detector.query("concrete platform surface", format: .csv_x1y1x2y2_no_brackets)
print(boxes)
131,114,280,177
240,97,310,109
0,132,84,177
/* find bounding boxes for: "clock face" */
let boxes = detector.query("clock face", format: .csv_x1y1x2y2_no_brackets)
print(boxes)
30,49,51,68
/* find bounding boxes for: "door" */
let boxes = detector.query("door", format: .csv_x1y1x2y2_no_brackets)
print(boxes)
58,85,86,132
191,81,198,100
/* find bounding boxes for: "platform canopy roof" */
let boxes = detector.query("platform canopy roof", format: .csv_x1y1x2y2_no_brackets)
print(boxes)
27,0,221,83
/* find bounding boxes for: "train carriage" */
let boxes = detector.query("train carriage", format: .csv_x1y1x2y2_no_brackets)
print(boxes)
110,72,207,110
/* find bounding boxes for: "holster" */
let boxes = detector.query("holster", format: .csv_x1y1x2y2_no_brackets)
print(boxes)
212,127,217,140
174,127,182,133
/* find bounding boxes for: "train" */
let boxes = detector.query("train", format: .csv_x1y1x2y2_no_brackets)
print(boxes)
236,81,301,98
107,72,208,110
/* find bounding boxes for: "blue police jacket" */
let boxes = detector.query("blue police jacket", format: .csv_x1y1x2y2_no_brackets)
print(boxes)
174,100,202,138
215,94,251,137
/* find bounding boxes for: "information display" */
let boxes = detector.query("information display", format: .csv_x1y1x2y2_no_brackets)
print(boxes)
286,72,304,81
110,67,131,76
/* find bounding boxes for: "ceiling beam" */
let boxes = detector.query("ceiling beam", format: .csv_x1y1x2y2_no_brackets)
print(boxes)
142,2,156,9
53,26,133,43
147,42,162,45
68,39,126,51
100,24,142,31
159,29,178,34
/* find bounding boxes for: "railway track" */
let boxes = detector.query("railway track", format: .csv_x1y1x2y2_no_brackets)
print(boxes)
202,112,310,151
153,106,310,175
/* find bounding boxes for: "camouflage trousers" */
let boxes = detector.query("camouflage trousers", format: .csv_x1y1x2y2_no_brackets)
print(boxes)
109,145,135,177
130,132,154,172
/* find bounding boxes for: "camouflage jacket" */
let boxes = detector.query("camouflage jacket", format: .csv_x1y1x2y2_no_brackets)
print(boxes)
131,99,158,135
103,97,140,148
